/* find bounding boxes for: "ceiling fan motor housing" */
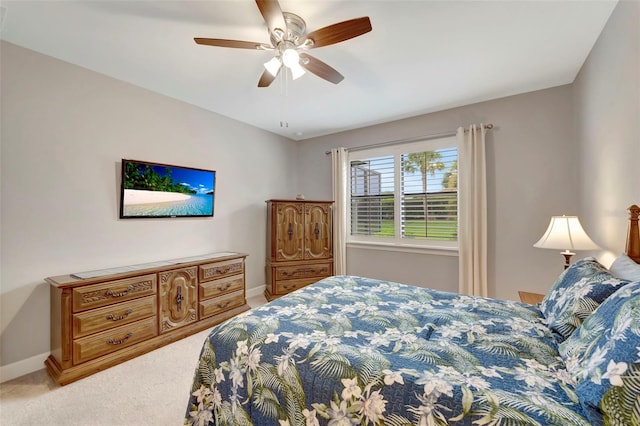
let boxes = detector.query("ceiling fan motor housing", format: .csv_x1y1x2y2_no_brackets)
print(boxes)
270,12,306,47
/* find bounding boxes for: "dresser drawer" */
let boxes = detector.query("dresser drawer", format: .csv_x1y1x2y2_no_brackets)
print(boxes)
274,262,332,281
73,317,158,364
199,290,245,319
199,259,244,282
72,296,156,338
72,274,157,312
275,277,322,294
200,275,244,300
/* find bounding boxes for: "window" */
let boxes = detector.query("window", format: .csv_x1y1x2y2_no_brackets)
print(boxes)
348,136,458,250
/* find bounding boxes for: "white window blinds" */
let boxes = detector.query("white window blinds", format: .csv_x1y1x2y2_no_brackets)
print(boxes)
401,148,457,241
348,136,458,248
350,156,395,237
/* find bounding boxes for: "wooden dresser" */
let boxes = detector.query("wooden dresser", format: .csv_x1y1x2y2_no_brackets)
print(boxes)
265,199,333,300
45,252,249,385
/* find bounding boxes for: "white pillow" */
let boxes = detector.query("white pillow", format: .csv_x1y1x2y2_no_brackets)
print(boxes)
610,253,640,281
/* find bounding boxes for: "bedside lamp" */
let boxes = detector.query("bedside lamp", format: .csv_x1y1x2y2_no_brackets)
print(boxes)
534,215,599,269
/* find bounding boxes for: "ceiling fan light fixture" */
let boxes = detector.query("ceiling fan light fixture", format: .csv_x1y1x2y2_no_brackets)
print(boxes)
264,56,282,76
281,48,300,68
194,1,372,87
289,63,306,80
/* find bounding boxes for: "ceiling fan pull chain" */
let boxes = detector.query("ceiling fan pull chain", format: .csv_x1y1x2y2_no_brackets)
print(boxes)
280,68,289,128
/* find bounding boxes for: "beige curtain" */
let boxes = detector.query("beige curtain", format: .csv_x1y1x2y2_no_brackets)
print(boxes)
331,147,348,275
457,125,488,296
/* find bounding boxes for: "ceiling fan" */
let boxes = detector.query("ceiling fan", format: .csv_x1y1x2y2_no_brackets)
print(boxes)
194,0,372,87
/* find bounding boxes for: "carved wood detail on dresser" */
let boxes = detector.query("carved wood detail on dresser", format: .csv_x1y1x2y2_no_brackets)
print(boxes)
45,252,249,385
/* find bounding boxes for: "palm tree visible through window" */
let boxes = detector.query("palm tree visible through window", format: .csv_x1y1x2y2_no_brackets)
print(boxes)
401,150,456,240
402,152,445,238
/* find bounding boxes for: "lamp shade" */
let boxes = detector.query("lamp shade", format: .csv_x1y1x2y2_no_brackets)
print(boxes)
533,216,599,251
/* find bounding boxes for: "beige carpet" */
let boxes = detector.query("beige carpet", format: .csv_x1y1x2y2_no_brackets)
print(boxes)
0,295,267,426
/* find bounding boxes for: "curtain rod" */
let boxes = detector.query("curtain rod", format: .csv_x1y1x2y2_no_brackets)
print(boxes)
324,123,493,155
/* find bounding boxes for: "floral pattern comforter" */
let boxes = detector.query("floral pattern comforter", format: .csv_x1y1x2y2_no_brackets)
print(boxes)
185,275,590,425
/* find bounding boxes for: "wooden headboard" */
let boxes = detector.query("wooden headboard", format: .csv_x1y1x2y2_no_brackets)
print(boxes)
627,204,640,264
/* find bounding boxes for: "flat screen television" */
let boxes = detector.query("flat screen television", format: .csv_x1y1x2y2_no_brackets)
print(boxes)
120,159,215,219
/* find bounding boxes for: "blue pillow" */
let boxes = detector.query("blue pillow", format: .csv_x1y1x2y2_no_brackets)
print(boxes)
559,282,640,425
540,257,630,342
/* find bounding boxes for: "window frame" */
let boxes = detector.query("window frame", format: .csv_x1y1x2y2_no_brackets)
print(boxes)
346,135,459,254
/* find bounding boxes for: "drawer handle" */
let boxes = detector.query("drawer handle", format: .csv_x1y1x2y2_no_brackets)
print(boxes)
213,266,231,275
106,309,133,321
314,222,320,239
287,223,293,240
216,283,232,292
283,283,297,290
282,268,319,277
217,301,231,309
107,332,133,346
106,286,133,298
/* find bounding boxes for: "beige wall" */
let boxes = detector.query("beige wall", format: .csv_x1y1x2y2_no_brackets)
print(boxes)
0,41,297,374
295,0,638,305
574,0,640,265
297,85,579,300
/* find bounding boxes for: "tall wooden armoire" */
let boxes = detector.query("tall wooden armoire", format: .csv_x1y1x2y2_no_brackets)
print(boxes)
265,199,334,300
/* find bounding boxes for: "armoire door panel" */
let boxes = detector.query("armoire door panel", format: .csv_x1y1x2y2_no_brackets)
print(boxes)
304,203,332,259
275,203,304,261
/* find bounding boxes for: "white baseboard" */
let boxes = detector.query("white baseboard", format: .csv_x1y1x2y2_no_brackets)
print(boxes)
246,284,265,299
0,351,49,383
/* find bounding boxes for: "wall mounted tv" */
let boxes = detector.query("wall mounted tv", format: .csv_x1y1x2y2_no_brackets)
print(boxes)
120,159,215,219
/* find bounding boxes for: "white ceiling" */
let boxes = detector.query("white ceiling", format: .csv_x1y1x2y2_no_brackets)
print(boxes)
0,0,617,141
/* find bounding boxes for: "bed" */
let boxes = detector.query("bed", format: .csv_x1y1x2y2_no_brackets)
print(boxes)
184,205,640,426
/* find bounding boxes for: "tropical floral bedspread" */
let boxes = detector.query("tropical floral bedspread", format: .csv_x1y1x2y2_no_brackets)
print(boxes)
185,275,590,425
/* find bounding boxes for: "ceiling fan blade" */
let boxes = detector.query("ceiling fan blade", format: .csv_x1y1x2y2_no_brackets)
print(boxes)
300,17,372,48
258,69,279,87
194,38,264,49
255,0,286,35
299,53,344,84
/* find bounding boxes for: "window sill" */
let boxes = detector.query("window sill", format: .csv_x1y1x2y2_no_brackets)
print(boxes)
346,241,459,257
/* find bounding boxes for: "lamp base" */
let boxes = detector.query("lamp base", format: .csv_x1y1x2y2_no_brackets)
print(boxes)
561,250,575,269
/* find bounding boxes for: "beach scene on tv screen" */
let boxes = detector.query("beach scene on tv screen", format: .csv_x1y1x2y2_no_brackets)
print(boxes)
122,162,215,217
